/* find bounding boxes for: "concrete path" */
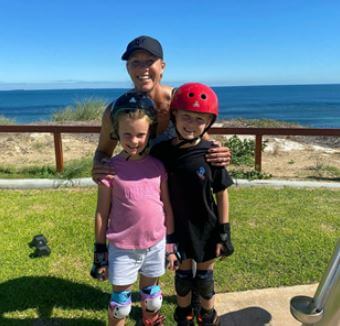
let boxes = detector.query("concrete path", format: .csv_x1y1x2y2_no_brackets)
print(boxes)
215,283,318,326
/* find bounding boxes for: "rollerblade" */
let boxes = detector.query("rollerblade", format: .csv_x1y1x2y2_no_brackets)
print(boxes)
141,312,165,326
174,306,195,326
197,308,220,326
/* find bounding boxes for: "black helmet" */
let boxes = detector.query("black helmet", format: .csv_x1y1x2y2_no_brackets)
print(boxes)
110,91,157,140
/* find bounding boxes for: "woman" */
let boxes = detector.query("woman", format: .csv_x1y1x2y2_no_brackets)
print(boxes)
92,35,231,181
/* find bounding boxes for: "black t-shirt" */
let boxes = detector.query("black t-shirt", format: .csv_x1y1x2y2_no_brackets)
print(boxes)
151,139,233,262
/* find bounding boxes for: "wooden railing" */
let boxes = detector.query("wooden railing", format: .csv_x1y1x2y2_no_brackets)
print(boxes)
0,125,339,173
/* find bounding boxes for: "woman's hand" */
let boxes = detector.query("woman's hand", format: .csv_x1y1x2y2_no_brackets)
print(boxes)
205,140,232,167
92,157,116,185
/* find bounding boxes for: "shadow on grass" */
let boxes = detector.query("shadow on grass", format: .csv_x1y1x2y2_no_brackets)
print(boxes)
0,276,108,325
219,306,272,326
0,276,177,325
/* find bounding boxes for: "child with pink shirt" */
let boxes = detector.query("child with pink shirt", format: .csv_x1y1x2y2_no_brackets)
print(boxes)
90,91,177,326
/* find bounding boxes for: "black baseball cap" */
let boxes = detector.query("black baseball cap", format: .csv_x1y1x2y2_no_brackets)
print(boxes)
121,35,163,60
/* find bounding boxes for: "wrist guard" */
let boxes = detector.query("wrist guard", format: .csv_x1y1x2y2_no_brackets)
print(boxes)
166,233,177,244
218,223,234,257
90,243,108,280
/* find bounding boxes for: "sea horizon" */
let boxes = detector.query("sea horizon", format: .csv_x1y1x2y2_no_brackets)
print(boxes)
1,82,340,92
1,84,340,128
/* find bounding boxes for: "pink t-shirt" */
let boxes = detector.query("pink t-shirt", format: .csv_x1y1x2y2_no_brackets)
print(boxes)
102,155,167,250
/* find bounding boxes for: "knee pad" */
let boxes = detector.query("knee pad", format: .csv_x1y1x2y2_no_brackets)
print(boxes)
109,290,132,319
175,270,193,297
140,285,162,313
195,270,215,300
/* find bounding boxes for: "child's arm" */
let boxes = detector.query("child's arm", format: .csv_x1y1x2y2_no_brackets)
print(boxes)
91,184,112,280
95,184,112,243
215,189,234,258
160,179,175,235
160,178,178,270
216,188,229,225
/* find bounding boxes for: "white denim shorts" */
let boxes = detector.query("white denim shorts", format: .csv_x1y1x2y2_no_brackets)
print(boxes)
108,238,165,286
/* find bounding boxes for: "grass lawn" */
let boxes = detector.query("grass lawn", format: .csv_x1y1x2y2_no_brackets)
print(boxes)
0,187,339,325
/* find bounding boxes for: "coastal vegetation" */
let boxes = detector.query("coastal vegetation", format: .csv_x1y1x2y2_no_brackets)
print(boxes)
0,114,14,125
0,187,339,324
0,156,92,179
51,99,106,122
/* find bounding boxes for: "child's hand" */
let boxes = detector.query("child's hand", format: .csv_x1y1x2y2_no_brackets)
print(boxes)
165,243,179,271
216,223,235,258
166,253,179,271
216,243,224,259
216,243,227,260
90,243,109,281
94,266,108,281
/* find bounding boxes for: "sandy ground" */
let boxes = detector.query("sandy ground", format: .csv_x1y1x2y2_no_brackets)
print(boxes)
0,131,339,181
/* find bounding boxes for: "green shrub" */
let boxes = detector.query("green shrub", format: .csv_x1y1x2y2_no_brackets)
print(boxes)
0,115,15,125
229,169,272,180
58,157,93,179
224,135,267,166
0,157,92,179
52,99,107,122
224,135,256,165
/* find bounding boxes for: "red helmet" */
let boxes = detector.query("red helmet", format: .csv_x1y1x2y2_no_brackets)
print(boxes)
170,83,218,118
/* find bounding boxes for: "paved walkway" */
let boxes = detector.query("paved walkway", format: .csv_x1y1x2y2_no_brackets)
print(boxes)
215,283,318,326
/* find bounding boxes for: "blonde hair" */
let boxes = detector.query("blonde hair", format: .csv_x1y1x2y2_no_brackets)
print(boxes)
111,108,155,140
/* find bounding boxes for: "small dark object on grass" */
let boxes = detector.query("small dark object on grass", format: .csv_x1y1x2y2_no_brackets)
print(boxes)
29,234,51,258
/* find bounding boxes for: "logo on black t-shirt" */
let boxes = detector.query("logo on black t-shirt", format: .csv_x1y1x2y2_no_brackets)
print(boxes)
196,166,206,180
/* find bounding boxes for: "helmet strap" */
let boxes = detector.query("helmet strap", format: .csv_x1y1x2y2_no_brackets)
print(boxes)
174,128,202,148
172,115,215,148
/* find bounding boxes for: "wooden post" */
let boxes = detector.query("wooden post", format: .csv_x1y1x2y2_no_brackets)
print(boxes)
53,132,64,172
255,134,262,172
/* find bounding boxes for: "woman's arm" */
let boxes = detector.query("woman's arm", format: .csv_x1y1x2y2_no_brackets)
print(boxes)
92,106,118,182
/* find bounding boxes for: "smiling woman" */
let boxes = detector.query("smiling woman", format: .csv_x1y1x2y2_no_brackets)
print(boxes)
91,35,231,182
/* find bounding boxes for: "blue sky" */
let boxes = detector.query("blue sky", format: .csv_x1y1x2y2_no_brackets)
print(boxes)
1,0,340,89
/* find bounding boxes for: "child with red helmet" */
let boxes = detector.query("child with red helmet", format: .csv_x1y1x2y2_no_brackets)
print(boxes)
151,83,234,325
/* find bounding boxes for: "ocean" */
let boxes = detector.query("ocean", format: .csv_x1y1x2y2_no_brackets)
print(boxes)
0,84,340,128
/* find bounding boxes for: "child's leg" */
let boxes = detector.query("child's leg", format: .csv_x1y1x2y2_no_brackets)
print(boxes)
107,244,142,325
174,259,195,325
191,260,201,316
139,275,164,325
138,238,166,325
108,284,132,326
195,260,219,325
